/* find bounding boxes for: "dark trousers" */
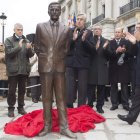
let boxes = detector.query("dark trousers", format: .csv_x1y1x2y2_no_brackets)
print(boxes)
0,80,8,97
110,83,129,107
129,86,140,121
7,75,27,110
66,67,88,107
0,80,6,96
30,76,41,99
87,85,105,108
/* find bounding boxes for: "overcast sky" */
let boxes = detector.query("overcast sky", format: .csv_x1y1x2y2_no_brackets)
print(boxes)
0,0,55,42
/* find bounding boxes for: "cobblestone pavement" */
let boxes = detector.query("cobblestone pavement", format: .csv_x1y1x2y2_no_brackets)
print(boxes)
0,97,140,140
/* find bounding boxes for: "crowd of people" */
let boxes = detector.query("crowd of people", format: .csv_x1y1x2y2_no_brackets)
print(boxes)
0,1,140,138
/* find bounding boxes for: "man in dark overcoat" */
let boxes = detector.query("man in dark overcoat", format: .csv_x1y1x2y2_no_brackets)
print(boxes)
109,28,132,111
118,23,140,125
65,13,97,108
87,25,109,113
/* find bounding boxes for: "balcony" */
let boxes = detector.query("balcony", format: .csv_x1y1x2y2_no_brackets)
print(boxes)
120,0,140,15
92,14,105,25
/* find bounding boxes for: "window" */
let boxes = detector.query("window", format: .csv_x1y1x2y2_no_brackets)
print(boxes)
128,25,135,34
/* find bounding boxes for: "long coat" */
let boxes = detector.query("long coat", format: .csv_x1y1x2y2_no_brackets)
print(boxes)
35,21,69,73
108,38,132,84
88,36,109,85
0,46,8,80
132,41,140,86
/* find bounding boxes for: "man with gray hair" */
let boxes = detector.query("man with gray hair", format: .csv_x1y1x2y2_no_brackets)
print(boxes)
66,13,97,108
5,23,34,117
87,24,109,113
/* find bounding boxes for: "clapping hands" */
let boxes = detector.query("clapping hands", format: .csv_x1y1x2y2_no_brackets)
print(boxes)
73,28,78,40
19,39,32,48
82,30,88,41
123,31,136,44
103,40,109,48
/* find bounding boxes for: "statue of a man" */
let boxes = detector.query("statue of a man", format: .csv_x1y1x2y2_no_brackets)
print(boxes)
35,2,76,138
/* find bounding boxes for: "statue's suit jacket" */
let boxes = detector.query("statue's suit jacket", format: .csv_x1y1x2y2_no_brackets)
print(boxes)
35,21,69,73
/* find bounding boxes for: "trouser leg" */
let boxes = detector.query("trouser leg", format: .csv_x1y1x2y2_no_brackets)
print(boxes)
17,75,27,109
30,76,38,99
110,83,118,107
121,83,129,107
77,69,88,107
40,73,53,127
87,84,96,107
7,76,18,110
54,72,68,130
0,80,5,96
96,85,105,108
129,86,140,121
66,67,76,108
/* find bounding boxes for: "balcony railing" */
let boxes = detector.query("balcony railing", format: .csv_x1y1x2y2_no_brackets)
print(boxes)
92,14,105,25
120,0,140,15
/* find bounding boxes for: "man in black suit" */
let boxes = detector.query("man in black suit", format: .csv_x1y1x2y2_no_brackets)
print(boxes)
118,23,140,125
87,24,109,113
109,28,132,111
66,13,97,108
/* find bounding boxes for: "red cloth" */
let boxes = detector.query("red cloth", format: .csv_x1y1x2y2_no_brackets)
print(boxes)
4,105,105,137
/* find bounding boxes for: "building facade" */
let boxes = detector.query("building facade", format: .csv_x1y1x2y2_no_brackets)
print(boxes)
58,0,140,39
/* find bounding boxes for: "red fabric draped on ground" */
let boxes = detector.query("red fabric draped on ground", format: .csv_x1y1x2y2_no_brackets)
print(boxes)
4,105,105,137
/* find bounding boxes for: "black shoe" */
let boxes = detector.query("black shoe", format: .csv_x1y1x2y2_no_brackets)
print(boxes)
18,108,27,115
97,107,104,113
110,106,118,110
8,110,14,117
87,104,94,108
32,98,38,103
117,114,134,125
123,106,130,111
60,128,77,139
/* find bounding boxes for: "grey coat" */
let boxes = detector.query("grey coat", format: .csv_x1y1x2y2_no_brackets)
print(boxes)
88,36,109,85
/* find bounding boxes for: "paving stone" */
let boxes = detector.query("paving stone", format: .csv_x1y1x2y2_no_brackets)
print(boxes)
115,134,140,140
106,119,140,134
1,98,140,140
83,131,108,140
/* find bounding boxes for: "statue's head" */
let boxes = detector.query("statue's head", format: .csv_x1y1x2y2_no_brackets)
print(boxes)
48,2,61,22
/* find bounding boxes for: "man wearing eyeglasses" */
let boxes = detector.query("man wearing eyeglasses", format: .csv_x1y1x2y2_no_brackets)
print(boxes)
5,23,34,117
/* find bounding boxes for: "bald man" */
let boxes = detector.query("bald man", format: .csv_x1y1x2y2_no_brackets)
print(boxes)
109,28,132,111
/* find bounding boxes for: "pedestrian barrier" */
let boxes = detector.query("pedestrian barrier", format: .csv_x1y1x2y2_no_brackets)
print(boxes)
0,84,41,90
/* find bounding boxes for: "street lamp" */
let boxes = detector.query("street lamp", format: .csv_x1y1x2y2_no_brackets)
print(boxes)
0,13,7,44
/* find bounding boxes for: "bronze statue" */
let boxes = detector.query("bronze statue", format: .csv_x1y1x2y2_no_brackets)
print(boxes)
35,2,77,138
